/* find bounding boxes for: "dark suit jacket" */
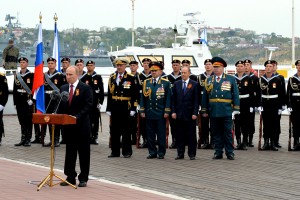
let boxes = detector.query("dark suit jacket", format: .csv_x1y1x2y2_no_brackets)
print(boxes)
60,81,93,136
171,79,199,121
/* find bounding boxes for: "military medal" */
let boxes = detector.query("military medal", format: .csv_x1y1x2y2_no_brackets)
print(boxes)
27,78,30,83
273,83,276,88
76,89,80,96
123,81,131,89
54,79,58,84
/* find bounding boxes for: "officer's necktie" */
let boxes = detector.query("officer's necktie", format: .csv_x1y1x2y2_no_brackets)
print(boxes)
217,76,220,83
118,75,122,85
69,84,74,106
183,81,187,94
153,78,156,86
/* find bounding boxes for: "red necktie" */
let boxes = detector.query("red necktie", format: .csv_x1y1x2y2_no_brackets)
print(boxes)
217,77,220,83
119,75,122,85
69,84,74,106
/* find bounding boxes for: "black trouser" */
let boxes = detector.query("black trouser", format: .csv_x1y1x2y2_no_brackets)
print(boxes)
0,111,4,141
200,115,210,143
234,111,252,142
169,116,177,140
90,108,100,139
139,116,147,141
16,104,32,141
262,110,278,141
110,110,132,156
64,126,90,182
176,118,197,157
291,111,300,139
41,124,60,142
249,112,255,136
129,114,137,143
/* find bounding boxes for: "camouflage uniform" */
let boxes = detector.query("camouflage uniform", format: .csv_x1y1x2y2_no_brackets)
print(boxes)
2,44,19,70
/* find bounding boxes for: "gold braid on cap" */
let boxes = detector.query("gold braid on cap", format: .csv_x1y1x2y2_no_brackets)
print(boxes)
204,76,214,93
143,80,151,97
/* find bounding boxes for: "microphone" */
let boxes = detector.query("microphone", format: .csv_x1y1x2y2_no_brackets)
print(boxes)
53,91,69,114
45,90,60,113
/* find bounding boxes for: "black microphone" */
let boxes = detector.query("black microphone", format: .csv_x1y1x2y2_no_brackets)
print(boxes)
45,90,60,113
53,91,69,114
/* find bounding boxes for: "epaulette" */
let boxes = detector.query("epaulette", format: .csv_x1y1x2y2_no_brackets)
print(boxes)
161,78,169,82
0,72,5,76
110,73,116,78
127,73,134,77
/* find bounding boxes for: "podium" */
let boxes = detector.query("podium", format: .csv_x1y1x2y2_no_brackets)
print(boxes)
32,113,77,191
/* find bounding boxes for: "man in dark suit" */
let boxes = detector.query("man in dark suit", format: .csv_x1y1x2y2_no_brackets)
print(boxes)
172,66,199,160
0,71,8,146
59,66,93,187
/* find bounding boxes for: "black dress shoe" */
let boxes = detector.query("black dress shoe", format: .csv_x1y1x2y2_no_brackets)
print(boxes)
31,139,41,144
147,154,157,159
78,181,87,187
169,142,177,149
54,141,60,147
213,154,223,159
227,154,235,160
275,143,282,148
175,155,184,160
23,141,31,147
60,140,66,144
14,140,25,146
190,156,196,160
157,155,164,159
123,154,131,158
108,154,120,158
90,139,99,145
60,180,76,186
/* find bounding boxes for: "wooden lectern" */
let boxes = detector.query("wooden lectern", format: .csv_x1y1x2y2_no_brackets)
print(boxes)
32,113,77,191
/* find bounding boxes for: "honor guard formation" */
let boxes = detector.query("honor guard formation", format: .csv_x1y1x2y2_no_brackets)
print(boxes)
1,54,300,187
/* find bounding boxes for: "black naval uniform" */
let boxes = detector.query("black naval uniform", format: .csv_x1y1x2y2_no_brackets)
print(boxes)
234,73,255,150
81,71,104,144
106,71,138,157
287,74,300,150
167,72,182,148
41,70,64,146
274,72,286,148
0,73,8,145
138,71,152,147
13,70,34,146
198,72,213,149
259,74,284,150
248,72,259,147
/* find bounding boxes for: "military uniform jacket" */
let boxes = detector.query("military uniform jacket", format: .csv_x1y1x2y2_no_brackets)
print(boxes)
198,72,214,105
167,72,182,88
234,73,255,112
138,71,152,104
249,73,260,108
139,77,171,119
258,74,284,111
106,71,138,112
2,45,19,69
82,71,104,107
13,70,33,106
275,72,286,106
201,73,240,118
287,74,300,111
131,72,141,106
0,73,8,107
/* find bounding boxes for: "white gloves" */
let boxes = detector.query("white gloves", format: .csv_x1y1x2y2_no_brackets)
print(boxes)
97,103,101,111
232,111,240,119
27,100,33,106
130,111,136,116
282,105,286,111
250,107,254,113
0,105,4,112
257,106,263,113
287,107,293,113
106,111,111,116
278,109,282,115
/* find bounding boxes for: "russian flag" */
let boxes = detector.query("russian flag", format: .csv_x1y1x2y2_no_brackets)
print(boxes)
200,28,208,46
52,19,61,72
32,21,45,114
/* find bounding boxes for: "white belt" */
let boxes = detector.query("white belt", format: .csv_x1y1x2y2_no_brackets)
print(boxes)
17,89,27,93
45,90,53,94
262,94,278,99
292,93,300,96
239,94,250,99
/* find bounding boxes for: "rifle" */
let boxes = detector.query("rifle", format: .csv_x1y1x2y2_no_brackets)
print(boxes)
136,115,141,148
166,117,170,148
258,113,263,150
99,111,102,133
197,114,202,149
288,115,292,151
232,118,235,148
109,116,112,148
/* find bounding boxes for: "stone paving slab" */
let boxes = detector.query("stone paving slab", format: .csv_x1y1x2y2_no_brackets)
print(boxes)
1,114,300,200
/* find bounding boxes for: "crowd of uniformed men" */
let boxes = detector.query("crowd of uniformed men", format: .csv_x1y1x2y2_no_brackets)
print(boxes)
1,55,300,160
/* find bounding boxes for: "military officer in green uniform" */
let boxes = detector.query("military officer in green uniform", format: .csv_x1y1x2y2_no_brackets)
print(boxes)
0,72,8,146
201,57,240,160
2,39,19,70
140,62,172,159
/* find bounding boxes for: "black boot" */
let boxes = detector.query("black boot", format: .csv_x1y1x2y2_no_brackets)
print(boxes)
248,134,254,147
270,140,278,151
261,139,270,150
202,138,212,149
90,135,99,145
0,135,2,146
15,128,26,146
23,140,31,147
235,138,242,150
54,133,60,147
294,138,300,151
169,137,177,149
241,137,248,150
274,135,282,148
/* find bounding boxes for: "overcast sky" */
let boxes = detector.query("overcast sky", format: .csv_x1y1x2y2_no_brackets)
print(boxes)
1,0,299,37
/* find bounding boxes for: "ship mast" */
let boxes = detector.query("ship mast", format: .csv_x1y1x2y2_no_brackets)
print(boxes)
131,0,135,47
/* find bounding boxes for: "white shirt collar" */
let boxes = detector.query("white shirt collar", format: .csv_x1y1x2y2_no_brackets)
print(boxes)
183,78,190,84
70,79,79,91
